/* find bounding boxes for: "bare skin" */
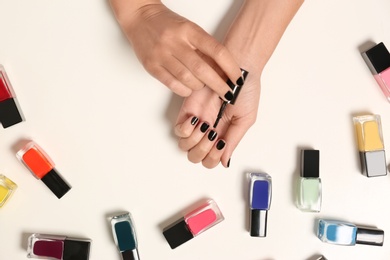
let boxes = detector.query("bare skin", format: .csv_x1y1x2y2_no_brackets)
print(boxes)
109,0,243,99
109,0,304,168
174,0,304,168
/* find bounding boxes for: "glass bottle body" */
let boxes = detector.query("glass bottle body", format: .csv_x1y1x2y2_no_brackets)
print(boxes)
298,177,321,212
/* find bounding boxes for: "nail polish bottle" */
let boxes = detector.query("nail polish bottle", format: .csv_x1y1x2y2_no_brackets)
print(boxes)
297,150,321,212
0,174,17,208
248,173,272,237
162,199,224,249
27,233,91,260
362,42,390,102
317,219,384,246
213,69,248,128
0,65,23,128
353,114,387,177
16,141,71,198
111,212,140,260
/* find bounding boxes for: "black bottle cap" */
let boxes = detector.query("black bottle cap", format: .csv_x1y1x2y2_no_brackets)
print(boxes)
41,169,71,199
364,42,390,74
0,98,22,128
162,218,194,249
250,209,268,237
227,69,249,105
301,150,320,178
356,227,384,246
63,238,91,260
122,250,140,260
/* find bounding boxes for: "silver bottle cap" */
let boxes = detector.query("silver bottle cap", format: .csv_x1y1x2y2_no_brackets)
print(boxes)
250,209,268,237
356,227,384,246
360,150,387,177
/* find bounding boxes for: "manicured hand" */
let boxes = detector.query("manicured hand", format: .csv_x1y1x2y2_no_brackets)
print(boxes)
174,72,260,168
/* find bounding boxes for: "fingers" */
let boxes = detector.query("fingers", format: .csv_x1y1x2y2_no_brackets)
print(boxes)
149,65,193,97
202,139,226,169
119,3,242,98
190,27,244,87
175,115,228,169
173,45,235,102
178,122,210,151
174,116,199,138
149,47,236,101
187,129,218,163
175,114,253,169
193,122,250,169
161,56,204,92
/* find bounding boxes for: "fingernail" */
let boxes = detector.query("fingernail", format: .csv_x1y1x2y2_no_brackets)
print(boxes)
216,140,225,150
191,116,199,125
227,158,231,168
236,76,244,86
208,130,217,141
224,91,234,101
200,122,209,133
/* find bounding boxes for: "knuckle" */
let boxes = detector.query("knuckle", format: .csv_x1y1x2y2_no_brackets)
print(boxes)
197,145,209,155
141,54,159,74
174,126,184,137
191,61,206,75
192,82,204,91
142,56,158,72
162,77,174,89
179,127,192,138
181,89,192,97
212,43,227,59
169,82,191,97
183,21,198,33
176,69,192,83
159,27,175,42
207,153,220,163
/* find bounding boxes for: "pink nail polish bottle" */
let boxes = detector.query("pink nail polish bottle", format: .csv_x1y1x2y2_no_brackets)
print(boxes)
162,199,224,249
362,42,390,102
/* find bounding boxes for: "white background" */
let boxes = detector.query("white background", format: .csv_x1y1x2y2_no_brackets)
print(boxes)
0,0,390,259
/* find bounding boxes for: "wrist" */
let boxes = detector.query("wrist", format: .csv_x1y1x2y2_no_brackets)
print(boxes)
224,40,264,77
109,0,162,30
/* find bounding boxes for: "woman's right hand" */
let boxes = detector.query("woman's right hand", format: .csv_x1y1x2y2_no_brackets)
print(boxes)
109,0,243,99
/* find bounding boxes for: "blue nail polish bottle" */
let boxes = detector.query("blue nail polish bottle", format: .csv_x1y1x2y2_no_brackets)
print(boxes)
248,172,272,237
317,219,384,246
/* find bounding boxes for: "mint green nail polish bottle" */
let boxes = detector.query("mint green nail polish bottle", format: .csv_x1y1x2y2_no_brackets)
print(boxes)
297,149,322,212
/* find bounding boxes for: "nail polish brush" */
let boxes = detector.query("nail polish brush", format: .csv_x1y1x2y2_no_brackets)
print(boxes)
213,69,248,128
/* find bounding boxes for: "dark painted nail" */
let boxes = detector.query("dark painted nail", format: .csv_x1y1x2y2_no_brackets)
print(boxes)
216,140,225,150
224,91,234,101
191,116,199,125
200,122,209,133
208,130,217,141
236,76,244,86
227,158,231,168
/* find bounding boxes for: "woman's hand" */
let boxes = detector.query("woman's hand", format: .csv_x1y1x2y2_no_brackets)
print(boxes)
173,0,303,168
110,1,243,99
174,72,261,168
